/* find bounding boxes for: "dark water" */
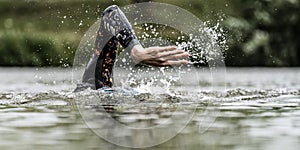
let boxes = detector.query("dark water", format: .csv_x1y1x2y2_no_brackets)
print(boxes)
0,67,299,150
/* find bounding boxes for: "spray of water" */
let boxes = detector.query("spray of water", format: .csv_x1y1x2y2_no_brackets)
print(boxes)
113,20,227,96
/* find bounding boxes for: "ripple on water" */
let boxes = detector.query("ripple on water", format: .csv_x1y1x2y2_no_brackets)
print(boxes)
0,85,299,149
0,112,60,128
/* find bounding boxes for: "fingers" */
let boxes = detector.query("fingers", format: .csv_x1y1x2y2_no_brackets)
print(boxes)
161,60,189,66
148,46,189,59
159,51,190,61
156,49,185,58
156,46,177,52
143,59,189,67
139,46,190,67
147,46,177,55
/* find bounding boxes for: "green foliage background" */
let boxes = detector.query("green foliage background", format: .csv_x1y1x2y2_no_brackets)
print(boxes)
0,0,299,66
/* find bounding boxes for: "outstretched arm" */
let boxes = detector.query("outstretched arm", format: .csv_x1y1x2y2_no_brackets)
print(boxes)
131,45,190,67
77,5,190,91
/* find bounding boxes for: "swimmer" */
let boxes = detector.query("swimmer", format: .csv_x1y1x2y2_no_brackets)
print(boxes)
76,5,190,91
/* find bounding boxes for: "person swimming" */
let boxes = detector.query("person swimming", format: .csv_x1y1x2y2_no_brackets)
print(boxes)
76,5,190,91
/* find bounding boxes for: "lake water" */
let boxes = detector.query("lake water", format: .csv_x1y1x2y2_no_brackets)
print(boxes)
0,67,299,150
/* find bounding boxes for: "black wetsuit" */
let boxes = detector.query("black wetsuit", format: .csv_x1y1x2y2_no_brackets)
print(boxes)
78,5,140,90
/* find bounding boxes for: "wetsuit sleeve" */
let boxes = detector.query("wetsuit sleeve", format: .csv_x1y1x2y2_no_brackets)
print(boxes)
75,5,140,91
102,5,140,53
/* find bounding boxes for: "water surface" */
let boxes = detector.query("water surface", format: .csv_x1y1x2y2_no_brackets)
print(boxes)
0,67,299,150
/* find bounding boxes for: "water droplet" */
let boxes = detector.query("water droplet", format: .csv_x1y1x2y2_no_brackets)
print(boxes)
79,20,83,26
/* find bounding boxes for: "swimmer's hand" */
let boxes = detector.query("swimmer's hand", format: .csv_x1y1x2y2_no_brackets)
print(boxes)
131,45,190,67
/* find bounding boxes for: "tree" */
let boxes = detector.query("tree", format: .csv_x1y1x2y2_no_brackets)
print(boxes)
225,0,300,66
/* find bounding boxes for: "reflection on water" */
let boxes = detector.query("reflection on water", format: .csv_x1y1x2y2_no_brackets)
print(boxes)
0,67,300,150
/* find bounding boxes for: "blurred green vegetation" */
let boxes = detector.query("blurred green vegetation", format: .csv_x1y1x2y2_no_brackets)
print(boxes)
225,0,300,66
0,0,299,66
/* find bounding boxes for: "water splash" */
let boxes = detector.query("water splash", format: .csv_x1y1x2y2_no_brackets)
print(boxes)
113,19,227,96
176,21,227,65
